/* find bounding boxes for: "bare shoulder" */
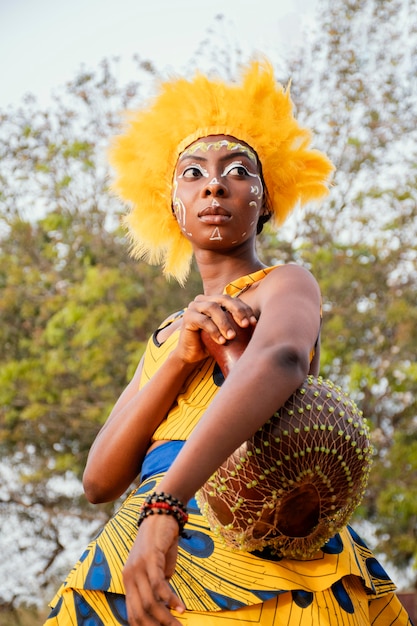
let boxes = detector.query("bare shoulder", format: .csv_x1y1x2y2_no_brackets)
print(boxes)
258,263,320,299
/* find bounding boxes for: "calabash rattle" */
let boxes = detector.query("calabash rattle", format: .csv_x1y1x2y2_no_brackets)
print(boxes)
197,318,373,559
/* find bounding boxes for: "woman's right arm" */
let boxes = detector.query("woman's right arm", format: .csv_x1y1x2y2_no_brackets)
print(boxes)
82,347,197,504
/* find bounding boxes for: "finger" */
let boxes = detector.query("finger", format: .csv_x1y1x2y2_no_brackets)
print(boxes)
183,309,231,344
193,295,257,328
155,579,185,617
125,572,182,626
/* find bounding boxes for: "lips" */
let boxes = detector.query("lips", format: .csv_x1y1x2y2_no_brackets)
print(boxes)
198,206,232,225
198,206,231,217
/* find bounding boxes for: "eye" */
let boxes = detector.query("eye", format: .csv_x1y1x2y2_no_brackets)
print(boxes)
180,164,207,179
222,162,251,177
230,165,249,176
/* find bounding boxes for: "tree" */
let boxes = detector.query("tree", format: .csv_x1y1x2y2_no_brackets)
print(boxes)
1,0,417,615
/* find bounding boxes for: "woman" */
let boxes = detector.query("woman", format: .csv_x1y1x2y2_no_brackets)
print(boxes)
46,61,413,625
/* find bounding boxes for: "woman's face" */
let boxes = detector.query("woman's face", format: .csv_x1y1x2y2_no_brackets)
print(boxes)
172,135,266,250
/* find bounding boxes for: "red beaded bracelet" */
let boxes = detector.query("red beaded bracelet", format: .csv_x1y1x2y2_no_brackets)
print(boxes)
137,491,189,535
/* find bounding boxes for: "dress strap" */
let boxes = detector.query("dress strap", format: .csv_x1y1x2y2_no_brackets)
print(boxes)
223,266,278,297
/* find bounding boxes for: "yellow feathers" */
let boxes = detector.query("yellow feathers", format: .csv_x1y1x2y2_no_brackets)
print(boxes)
109,60,334,284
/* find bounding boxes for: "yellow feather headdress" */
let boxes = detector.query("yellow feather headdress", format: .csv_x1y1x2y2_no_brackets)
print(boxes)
109,60,334,284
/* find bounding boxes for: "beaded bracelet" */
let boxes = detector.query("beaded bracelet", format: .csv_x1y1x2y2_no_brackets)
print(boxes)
137,491,189,535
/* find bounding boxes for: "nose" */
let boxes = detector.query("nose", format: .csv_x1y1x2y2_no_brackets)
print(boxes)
202,178,228,197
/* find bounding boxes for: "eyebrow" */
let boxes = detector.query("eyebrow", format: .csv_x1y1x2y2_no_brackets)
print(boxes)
178,151,257,164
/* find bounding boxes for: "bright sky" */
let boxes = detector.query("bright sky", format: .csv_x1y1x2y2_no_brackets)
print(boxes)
0,0,318,108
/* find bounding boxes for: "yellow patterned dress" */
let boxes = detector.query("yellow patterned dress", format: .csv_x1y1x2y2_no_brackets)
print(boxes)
45,269,413,625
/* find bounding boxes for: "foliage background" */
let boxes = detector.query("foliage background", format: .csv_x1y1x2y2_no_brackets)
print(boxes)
0,0,416,622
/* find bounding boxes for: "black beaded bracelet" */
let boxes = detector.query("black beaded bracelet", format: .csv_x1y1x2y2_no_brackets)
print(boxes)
137,491,189,535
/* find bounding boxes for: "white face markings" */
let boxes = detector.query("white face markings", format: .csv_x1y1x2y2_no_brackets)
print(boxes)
173,137,264,243
177,162,209,179
172,179,193,236
181,139,258,164
221,160,256,178
209,227,223,241
250,185,262,200
221,161,244,177
220,159,263,202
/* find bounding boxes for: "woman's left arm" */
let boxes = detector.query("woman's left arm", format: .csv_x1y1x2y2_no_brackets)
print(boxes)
122,264,322,625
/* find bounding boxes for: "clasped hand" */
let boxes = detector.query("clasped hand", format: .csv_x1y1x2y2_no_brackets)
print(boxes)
173,293,257,365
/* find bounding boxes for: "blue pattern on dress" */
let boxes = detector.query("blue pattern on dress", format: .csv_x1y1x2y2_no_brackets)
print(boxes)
85,545,111,590
206,589,247,611
292,589,314,608
213,362,225,387
253,589,286,602
73,590,105,625
322,533,344,554
187,496,200,513
134,479,157,496
79,548,90,563
331,579,355,613
105,592,129,624
366,557,391,580
139,440,185,482
179,529,215,558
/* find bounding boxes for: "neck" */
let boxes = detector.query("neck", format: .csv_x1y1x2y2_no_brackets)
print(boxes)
195,251,267,295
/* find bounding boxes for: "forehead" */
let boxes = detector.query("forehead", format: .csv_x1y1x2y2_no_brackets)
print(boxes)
179,135,258,165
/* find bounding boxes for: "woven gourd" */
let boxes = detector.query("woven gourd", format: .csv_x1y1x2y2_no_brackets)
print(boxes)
197,324,373,559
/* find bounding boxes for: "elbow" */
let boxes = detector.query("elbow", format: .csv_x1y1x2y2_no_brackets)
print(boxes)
83,464,134,504
272,343,310,382
83,472,113,504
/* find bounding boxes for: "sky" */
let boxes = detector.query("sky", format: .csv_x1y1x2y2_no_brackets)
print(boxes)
0,0,319,108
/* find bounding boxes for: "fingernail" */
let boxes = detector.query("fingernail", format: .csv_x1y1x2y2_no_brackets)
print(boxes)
226,329,235,339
